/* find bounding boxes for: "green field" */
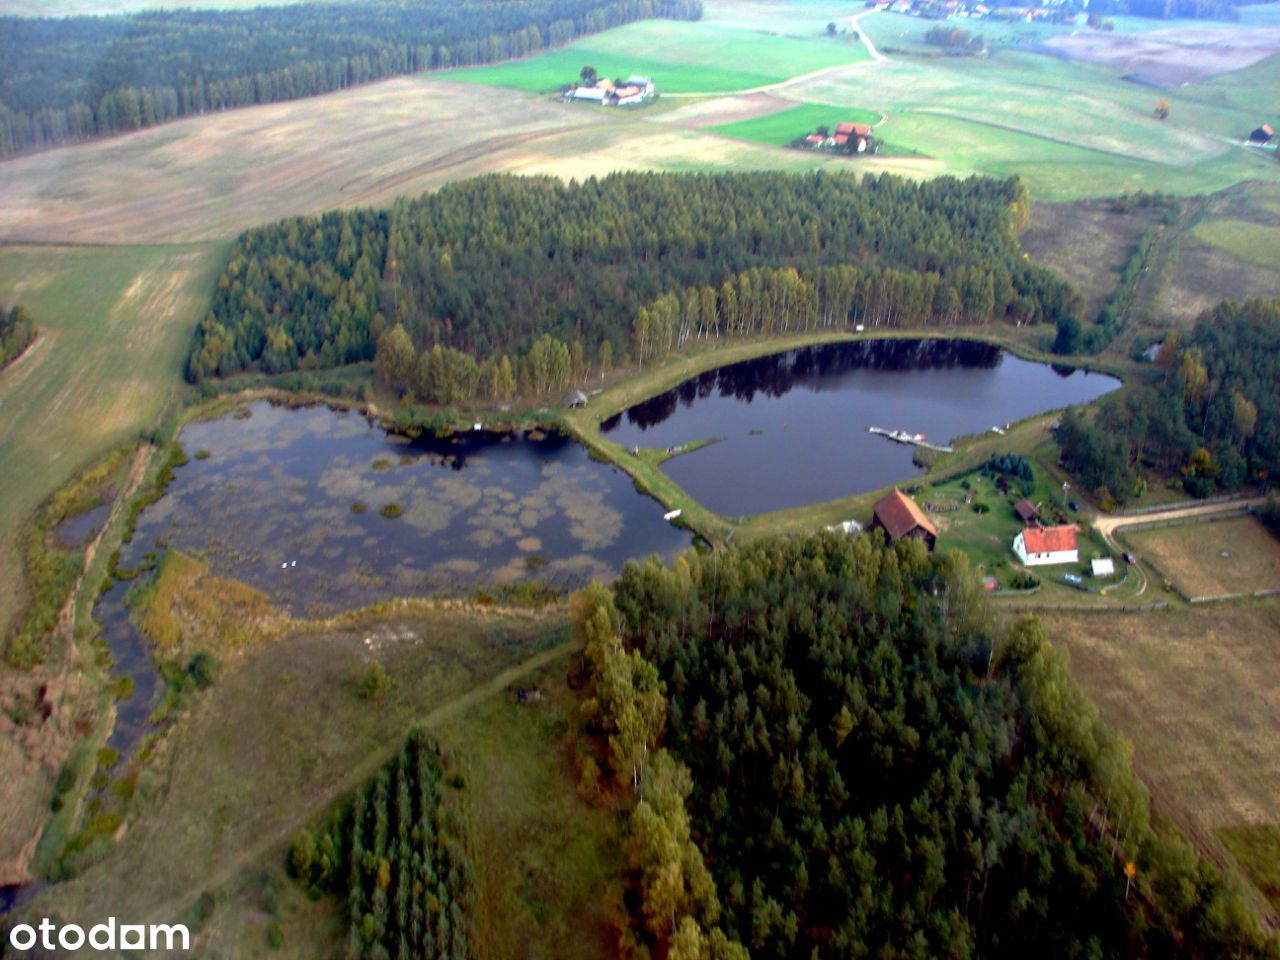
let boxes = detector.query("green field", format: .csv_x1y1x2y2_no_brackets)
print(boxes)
448,19,869,94
860,9,1075,52
1192,218,1280,271
709,102,882,145
0,244,222,636
783,29,1280,199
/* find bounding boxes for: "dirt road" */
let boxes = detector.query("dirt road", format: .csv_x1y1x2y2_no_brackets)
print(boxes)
663,9,888,99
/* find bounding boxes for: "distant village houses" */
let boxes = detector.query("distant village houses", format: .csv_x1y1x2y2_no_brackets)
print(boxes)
868,0,1070,24
1249,123,1274,145
566,72,656,106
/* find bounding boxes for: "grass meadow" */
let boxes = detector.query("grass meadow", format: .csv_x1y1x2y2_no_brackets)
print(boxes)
784,41,1280,199
0,244,223,635
1124,517,1280,600
447,19,870,94
709,102,883,145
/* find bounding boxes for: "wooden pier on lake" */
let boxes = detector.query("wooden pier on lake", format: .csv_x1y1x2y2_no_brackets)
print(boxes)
867,426,954,454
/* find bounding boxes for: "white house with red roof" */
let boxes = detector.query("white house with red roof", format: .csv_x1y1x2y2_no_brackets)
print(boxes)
1013,525,1079,566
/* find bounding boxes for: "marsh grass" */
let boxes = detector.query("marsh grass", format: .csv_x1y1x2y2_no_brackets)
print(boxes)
133,549,280,655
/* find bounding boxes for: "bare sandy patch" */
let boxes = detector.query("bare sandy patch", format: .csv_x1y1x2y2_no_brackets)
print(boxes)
661,92,797,129
1037,26,1280,86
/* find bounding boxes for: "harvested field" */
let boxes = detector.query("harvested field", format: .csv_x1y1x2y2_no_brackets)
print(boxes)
659,92,797,130
1021,199,1166,317
1036,26,1280,86
0,79,605,245
0,244,224,637
1041,601,1280,913
1125,516,1280,600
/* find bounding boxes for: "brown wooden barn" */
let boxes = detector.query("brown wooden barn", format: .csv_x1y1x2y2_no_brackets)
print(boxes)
871,490,938,551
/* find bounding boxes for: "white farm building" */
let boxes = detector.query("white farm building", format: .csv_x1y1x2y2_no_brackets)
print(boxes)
1013,525,1079,566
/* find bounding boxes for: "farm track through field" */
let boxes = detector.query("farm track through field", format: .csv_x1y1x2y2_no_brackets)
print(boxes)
1093,497,1267,539
143,638,577,928
663,9,886,98
1093,496,1267,597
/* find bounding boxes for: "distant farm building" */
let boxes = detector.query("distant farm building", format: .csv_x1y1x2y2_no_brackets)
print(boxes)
1013,498,1040,524
1250,123,1275,144
1013,525,1079,566
1091,557,1116,578
871,490,937,551
801,120,875,154
564,390,589,408
567,75,655,106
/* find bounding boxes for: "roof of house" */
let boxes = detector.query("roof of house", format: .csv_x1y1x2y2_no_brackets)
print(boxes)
564,390,589,407
1259,123,1275,136
834,133,849,145
1014,498,1040,522
626,75,653,85
836,121,873,137
1092,557,1116,577
806,134,824,143
614,85,641,97
874,490,938,540
573,86,606,100
1020,524,1078,554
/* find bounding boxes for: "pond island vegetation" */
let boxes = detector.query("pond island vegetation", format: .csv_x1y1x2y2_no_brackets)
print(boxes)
4,0,1280,956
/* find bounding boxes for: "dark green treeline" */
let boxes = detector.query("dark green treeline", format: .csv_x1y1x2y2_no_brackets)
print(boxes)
0,303,36,371
1056,297,1280,504
598,534,1276,958
289,730,471,960
189,171,1081,403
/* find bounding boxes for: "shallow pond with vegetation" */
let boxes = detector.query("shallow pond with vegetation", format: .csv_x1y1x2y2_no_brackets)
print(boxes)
129,401,692,614
94,400,692,757
601,338,1120,516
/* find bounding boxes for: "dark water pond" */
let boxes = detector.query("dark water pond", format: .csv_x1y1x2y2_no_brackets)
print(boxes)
51,502,110,548
601,339,1120,516
90,401,690,761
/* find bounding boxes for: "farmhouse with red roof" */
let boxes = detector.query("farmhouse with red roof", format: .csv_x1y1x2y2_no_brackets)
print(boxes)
871,490,937,551
1013,524,1079,566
